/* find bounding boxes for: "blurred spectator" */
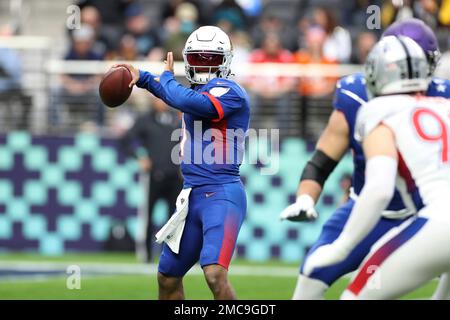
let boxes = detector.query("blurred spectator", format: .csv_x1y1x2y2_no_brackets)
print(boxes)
295,13,310,52
312,7,352,63
115,34,141,60
251,14,297,51
0,24,20,91
81,5,101,30
212,0,248,31
235,0,263,20
175,2,199,35
248,32,295,94
147,47,166,62
162,2,199,61
0,48,21,92
44,0,449,138
78,0,132,25
51,25,104,129
351,31,377,64
162,0,210,26
382,0,415,27
295,27,337,98
382,1,444,29
341,0,383,28
124,3,162,58
436,37,450,78
247,32,296,129
229,31,252,73
77,0,133,52
440,0,450,26
0,24,31,130
80,6,108,58
215,18,235,36
119,98,182,262
162,17,185,61
415,0,440,29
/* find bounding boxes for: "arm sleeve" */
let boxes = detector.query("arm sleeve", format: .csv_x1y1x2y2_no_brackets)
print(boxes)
334,156,398,252
158,71,219,119
202,86,245,122
135,70,166,100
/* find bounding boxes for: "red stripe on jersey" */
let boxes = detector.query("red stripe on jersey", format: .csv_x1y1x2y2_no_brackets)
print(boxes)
347,243,392,296
397,151,416,193
347,217,427,296
202,92,224,122
211,118,228,164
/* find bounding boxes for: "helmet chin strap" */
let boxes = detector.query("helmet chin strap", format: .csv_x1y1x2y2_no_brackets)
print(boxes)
187,64,227,84
194,73,217,83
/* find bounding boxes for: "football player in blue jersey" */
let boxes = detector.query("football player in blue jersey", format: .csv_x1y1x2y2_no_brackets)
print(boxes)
279,18,450,299
117,26,250,300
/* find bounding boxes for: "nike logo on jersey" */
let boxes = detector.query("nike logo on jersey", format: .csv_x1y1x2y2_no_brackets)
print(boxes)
205,192,216,198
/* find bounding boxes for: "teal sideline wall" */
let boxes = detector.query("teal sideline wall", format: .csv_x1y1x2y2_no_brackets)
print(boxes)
0,132,353,262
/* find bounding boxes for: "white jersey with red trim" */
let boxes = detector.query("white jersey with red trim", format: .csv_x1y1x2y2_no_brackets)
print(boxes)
355,94,450,218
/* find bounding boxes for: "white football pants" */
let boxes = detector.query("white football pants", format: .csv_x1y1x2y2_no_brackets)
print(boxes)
341,216,450,300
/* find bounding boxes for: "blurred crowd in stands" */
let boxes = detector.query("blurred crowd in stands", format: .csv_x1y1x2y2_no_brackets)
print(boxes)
64,0,450,92
1,0,449,134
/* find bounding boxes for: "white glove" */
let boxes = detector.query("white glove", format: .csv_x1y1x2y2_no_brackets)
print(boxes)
302,238,351,276
280,194,318,222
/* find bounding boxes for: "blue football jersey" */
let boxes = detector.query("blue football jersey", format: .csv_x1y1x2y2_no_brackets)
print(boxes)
136,71,250,188
181,78,250,187
333,73,450,211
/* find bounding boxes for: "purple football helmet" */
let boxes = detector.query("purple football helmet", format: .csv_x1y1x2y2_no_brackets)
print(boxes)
383,18,440,75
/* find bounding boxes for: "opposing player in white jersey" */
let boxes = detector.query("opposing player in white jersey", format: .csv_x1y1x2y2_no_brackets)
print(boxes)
303,35,450,299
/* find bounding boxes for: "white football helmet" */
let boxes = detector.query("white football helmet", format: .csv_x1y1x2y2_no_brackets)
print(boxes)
365,35,430,98
182,26,233,84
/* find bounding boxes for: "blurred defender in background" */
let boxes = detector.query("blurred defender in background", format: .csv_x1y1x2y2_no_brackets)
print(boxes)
305,36,450,299
280,18,450,300
119,97,182,262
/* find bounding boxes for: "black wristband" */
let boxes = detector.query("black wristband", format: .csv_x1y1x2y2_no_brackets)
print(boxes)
300,150,338,187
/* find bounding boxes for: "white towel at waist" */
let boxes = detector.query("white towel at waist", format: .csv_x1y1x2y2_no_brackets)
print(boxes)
155,188,192,254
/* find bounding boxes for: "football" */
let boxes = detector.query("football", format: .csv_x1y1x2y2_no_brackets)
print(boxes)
99,66,133,108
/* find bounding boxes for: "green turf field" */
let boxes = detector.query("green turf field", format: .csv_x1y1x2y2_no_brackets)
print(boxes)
0,253,437,300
